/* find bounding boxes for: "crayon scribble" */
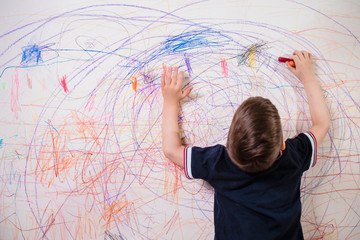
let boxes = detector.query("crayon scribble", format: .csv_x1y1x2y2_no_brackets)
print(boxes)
162,30,223,54
59,74,69,93
131,77,137,92
238,42,270,68
10,69,21,119
0,1,359,240
21,44,42,65
184,54,192,76
221,58,228,77
26,73,32,89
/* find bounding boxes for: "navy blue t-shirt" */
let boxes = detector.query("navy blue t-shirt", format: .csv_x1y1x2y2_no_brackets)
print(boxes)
184,132,317,240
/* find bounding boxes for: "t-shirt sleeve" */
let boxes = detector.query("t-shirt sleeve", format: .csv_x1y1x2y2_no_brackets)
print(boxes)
184,145,224,180
287,132,317,171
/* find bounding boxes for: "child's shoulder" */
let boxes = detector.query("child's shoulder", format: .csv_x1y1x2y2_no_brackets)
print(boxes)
284,132,317,169
285,132,316,150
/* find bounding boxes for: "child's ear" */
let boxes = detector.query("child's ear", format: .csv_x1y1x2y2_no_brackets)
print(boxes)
281,141,286,151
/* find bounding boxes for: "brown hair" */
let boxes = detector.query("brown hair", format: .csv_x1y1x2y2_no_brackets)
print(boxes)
226,97,283,173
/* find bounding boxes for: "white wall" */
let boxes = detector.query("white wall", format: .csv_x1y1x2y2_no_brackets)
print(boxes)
0,0,359,239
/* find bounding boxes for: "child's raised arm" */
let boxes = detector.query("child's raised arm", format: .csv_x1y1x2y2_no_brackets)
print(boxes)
161,66,193,168
287,50,331,146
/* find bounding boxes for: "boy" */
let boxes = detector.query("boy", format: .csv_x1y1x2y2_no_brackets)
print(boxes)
161,50,330,239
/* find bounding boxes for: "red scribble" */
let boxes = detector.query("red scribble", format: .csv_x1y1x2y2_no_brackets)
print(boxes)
221,58,228,77
59,75,69,93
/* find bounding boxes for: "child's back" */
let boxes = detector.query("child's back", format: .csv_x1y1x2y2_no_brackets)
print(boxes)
184,133,315,239
161,50,330,239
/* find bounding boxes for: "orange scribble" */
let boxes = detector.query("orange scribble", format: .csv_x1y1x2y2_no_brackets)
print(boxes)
35,110,110,187
101,194,134,228
305,218,338,240
26,73,32,89
36,121,76,187
132,77,137,92
74,209,98,240
164,165,181,201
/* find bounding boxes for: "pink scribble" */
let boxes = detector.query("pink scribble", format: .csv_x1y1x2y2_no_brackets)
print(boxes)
10,69,21,119
221,58,228,77
85,94,96,112
59,75,69,93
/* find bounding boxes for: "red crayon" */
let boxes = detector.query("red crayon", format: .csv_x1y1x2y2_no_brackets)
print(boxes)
278,57,295,67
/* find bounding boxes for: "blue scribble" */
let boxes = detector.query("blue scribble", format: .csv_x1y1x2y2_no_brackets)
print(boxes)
0,139,3,148
161,30,225,54
21,44,42,65
45,121,60,135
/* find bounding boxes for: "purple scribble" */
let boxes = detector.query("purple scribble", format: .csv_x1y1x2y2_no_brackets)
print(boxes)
184,54,192,76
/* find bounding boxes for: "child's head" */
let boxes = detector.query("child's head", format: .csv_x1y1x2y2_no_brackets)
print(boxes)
226,96,283,173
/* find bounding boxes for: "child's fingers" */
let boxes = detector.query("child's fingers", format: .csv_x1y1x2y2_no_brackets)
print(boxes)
293,50,300,56
161,73,165,88
287,61,296,74
301,50,310,59
293,50,304,60
292,54,300,65
300,51,306,59
166,66,172,85
177,70,184,87
182,86,193,99
172,66,178,86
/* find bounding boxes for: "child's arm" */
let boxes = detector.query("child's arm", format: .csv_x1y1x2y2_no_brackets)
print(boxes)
288,50,331,146
161,66,193,168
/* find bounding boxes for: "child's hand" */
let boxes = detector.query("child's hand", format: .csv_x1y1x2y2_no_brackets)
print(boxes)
288,51,330,147
161,66,193,106
287,50,316,83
